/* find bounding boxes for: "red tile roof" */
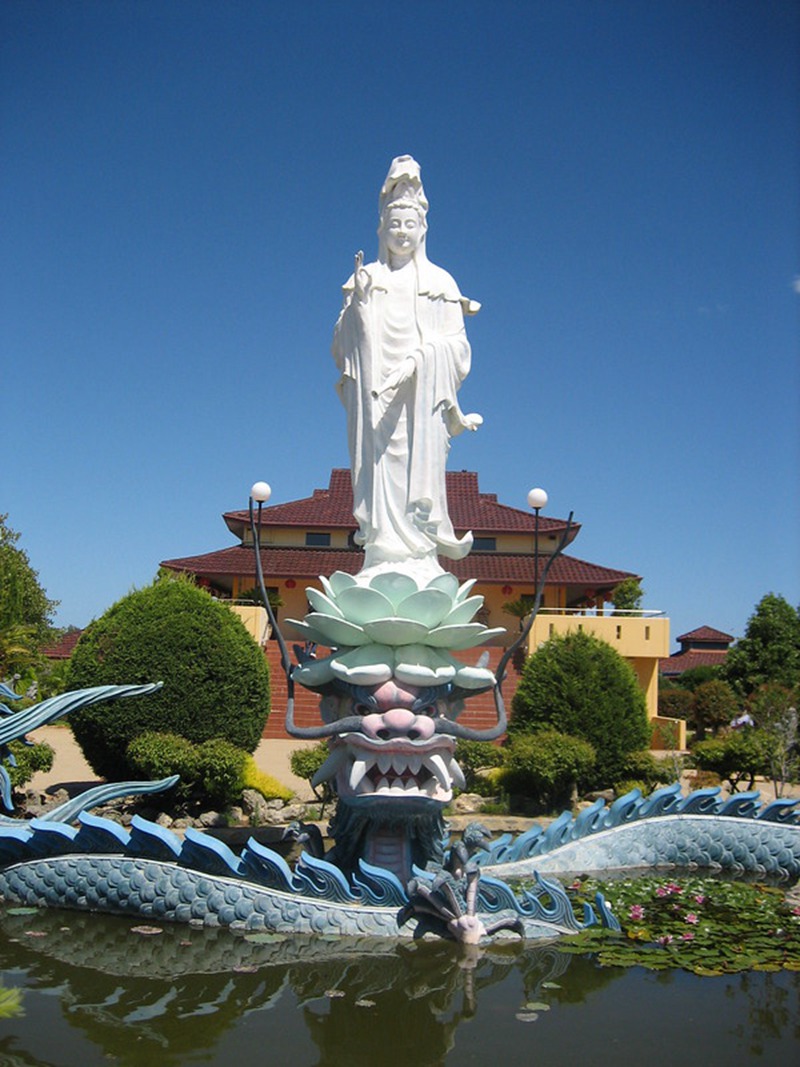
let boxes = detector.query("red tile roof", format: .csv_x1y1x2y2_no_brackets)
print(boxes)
660,649,729,675
676,625,734,645
41,630,83,659
160,544,635,590
223,469,578,539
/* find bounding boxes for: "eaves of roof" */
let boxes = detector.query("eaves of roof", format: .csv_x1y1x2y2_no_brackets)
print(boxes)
160,545,636,588
222,469,578,540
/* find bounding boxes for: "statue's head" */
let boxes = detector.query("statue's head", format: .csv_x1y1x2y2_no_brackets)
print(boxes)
378,155,429,264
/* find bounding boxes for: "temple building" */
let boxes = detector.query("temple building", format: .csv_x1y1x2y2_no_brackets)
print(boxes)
660,625,734,679
161,469,672,739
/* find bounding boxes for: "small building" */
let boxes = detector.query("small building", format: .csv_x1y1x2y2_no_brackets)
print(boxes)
660,625,734,679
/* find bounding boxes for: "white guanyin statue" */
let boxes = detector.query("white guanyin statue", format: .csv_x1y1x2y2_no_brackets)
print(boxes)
333,155,483,579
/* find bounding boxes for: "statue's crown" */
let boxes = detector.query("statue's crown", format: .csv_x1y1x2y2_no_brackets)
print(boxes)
379,155,428,218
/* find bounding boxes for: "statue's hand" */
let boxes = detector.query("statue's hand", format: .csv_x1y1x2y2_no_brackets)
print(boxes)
353,250,371,301
462,412,483,432
375,355,417,397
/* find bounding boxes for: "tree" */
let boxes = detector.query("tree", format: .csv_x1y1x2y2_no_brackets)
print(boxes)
0,515,58,674
609,578,644,614
66,575,271,780
747,682,800,797
510,630,650,787
498,730,596,812
692,679,740,739
723,594,800,697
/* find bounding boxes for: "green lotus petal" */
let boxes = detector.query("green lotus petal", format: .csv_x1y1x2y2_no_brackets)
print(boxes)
440,595,484,626
306,588,344,618
454,578,478,603
368,572,419,609
329,571,358,595
426,624,505,649
330,644,395,685
394,644,457,685
305,612,369,647
428,573,459,599
294,656,337,688
363,617,430,646
452,663,496,689
335,585,395,624
395,588,453,627
284,618,331,644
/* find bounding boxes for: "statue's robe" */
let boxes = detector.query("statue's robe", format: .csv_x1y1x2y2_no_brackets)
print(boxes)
333,256,475,572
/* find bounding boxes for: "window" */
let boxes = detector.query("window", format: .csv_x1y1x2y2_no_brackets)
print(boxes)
305,532,331,547
472,537,496,551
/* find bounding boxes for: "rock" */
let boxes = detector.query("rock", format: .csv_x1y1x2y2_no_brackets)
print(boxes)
583,789,615,804
241,789,272,825
452,793,489,814
155,813,173,828
196,811,227,828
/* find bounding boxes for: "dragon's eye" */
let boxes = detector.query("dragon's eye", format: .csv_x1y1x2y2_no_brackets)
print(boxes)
416,704,437,717
354,703,372,716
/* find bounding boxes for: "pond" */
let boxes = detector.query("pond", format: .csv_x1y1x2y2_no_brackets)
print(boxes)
1,907,798,1065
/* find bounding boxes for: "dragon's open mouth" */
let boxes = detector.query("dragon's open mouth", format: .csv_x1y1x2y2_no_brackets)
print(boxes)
335,739,465,801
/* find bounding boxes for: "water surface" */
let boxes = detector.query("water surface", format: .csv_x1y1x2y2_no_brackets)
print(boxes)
1,908,797,1065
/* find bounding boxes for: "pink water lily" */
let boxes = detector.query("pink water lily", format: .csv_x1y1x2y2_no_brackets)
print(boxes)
629,905,645,921
685,912,699,925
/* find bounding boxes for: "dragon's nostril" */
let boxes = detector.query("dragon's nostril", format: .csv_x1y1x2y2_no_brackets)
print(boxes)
408,730,420,740
377,729,391,740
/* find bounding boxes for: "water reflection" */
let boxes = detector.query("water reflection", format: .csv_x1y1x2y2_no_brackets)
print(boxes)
1,908,798,1066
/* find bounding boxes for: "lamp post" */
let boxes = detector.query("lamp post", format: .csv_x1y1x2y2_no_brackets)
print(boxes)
248,481,292,679
527,487,548,611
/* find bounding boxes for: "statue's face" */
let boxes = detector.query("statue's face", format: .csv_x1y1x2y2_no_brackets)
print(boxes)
382,206,423,258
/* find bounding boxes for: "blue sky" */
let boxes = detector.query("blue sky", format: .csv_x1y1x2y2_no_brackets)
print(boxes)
3,1,798,650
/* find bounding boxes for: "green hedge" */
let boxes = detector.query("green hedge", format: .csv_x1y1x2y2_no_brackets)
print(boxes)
511,630,649,788
67,577,270,780
497,729,596,811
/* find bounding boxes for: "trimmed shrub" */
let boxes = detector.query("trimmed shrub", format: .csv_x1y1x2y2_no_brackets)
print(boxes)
242,757,294,802
497,729,596,811
510,630,649,787
66,577,270,780
127,732,293,808
616,749,668,791
693,679,740,738
691,729,771,793
5,739,54,790
453,739,504,795
290,742,333,804
126,732,202,802
658,687,695,721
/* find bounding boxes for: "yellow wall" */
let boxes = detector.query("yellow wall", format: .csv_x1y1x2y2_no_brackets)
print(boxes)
527,612,670,726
